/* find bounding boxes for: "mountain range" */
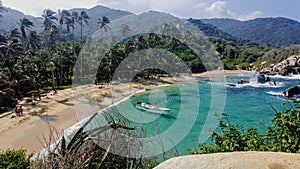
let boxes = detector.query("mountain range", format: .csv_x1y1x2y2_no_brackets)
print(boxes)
200,17,300,46
1,5,300,46
0,5,131,37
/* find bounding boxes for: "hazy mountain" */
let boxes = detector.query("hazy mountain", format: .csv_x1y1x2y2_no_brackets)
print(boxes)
0,7,42,33
70,5,132,37
187,18,243,43
1,5,300,47
201,17,300,46
0,5,132,37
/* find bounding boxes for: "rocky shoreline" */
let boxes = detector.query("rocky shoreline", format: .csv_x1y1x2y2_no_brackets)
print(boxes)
262,55,300,76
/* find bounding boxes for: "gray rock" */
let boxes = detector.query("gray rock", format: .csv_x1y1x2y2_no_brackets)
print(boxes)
283,85,300,98
155,152,300,169
257,74,267,83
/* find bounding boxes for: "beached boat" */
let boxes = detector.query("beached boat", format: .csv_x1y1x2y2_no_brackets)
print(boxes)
135,102,170,114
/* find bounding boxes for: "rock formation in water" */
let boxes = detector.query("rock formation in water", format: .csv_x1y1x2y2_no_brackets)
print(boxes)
283,85,300,98
257,74,271,83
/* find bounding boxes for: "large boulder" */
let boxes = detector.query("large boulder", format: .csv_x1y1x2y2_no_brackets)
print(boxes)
283,85,300,98
257,74,271,83
257,74,265,83
155,152,300,169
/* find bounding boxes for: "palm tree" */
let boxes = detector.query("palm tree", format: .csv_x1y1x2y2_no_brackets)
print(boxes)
0,1,4,18
57,9,63,29
98,16,110,32
18,18,34,40
0,1,5,19
27,31,41,51
64,16,75,34
42,9,58,44
121,24,130,38
57,9,74,34
75,11,89,40
0,28,23,78
47,61,56,89
135,35,147,50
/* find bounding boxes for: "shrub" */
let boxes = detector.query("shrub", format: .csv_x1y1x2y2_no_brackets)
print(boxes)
0,149,30,169
189,100,300,154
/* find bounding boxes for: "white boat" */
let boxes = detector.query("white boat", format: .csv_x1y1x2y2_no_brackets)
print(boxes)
136,102,170,114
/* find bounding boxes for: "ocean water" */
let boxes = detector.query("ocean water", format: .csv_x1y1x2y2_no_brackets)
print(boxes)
87,73,300,158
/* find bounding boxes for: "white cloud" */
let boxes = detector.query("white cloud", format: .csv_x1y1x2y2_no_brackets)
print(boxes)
1,0,263,21
238,11,263,21
97,0,262,20
2,0,99,16
193,1,237,19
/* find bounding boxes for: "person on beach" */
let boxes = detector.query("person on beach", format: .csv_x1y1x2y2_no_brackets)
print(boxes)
15,105,23,116
15,106,19,116
19,105,23,115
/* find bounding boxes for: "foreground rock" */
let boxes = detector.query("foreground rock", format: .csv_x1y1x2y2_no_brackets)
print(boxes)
283,85,300,98
263,55,300,75
155,152,300,169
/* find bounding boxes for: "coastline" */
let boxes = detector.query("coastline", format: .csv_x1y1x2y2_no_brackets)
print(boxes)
0,76,177,154
0,70,252,154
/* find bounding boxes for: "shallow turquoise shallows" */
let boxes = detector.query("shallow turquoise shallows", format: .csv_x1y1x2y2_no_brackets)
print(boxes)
91,73,300,158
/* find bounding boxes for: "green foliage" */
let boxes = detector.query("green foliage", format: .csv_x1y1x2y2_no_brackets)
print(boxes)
258,45,300,66
209,38,273,69
96,32,210,83
0,149,30,169
32,110,146,169
145,160,160,169
189,101,300,154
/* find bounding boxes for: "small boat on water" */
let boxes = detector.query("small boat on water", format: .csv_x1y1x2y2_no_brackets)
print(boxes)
135,102,170,114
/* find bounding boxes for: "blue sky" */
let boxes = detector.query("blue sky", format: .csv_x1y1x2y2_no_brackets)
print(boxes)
1,0,299,21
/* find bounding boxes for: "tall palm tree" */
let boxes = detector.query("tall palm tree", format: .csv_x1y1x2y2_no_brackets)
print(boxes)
18,18,34,40
42,9,58,43
57,9,68,29
75,11,89,40
0,1,5,19
57,9,74,34
98,16,110,32
0,28,23,77
27,31,41,51
121,24,130,38
64,16,75,34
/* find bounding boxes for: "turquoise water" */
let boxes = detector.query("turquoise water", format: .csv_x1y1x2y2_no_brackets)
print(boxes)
89,73,300,158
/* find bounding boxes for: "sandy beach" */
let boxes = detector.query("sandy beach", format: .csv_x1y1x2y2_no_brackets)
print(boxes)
0,77,178,154
0,70,252,154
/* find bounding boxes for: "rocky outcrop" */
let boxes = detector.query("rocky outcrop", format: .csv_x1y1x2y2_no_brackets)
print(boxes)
263,55,300,75
155,152,300,169
237,80,249,84
257,74,271,83
283,85,300,98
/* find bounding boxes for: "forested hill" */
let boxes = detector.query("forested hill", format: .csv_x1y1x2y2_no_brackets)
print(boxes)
200,17,300,46
187,18,243,44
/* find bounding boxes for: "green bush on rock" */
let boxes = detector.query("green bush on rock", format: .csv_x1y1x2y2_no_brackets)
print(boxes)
189,100,300,154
